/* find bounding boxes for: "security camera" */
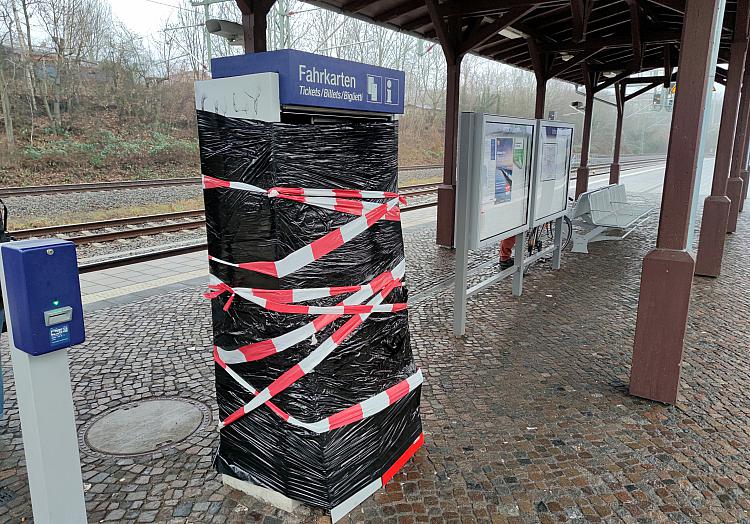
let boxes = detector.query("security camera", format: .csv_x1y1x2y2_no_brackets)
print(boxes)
206,19,245,46
570,100,585,110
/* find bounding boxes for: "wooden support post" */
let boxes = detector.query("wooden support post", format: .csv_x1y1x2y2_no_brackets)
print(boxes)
695,1,749,276
436,56,462,247
610,82,626,185
528,39,550,120
426,0,462,247
741,130,750,211
730,48,750,215
429,2,532,246
575,66,597,198
727,52,750,227
630,0,726,404
236,0,273,53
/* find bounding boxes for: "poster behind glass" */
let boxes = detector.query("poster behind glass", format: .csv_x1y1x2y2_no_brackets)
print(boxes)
533,123,573,223
479,120,534,243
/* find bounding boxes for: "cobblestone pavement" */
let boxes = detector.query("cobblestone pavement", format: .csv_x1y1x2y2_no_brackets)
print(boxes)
0,193,749,523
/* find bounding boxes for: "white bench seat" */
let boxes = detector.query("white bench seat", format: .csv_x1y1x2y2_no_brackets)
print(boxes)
571,184,653,253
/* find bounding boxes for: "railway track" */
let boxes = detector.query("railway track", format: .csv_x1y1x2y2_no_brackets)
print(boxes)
12,158,666,247
13,157,667,272
0,164,442,198
0,158,664,198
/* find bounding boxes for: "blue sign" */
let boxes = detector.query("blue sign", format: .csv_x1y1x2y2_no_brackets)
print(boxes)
211,50,406,114
49,324,71,349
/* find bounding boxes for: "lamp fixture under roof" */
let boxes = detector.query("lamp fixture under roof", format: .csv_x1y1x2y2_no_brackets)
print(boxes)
499,27,526,39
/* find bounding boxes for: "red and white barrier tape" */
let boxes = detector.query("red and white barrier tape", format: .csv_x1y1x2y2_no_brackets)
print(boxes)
205,278,406,315
215,346,422,434
213,261,406,364
330,433,425,523
219,277,402,428
203,175,403,221
208,196,400,278
203,177,418,435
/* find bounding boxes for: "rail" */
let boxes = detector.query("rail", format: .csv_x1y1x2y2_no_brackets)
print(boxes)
7,156,667,271
1,156,665,198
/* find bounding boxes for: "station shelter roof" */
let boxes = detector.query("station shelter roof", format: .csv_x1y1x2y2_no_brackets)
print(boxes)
299,0,739,86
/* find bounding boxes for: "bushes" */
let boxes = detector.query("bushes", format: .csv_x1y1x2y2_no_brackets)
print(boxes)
16,130,198,172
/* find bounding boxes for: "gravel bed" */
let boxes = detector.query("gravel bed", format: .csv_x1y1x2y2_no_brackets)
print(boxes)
4,185,203,224
398,167,441,186
76,228,206,262
5,168,440,226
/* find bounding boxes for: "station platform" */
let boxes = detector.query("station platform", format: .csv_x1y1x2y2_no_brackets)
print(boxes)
1,190,749,524
78,205,438,312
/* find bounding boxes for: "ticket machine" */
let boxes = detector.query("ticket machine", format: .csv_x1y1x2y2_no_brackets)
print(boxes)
0,239,87,524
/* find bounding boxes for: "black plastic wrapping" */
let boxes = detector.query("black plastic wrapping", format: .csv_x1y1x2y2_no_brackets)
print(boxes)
197,110,422,510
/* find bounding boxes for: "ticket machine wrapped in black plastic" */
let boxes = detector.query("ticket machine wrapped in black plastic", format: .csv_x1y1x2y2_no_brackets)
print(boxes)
197,109,423,521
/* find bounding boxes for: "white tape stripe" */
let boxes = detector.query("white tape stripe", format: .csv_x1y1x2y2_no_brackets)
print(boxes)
219,364,422,433
273,323,315,350
360,391,391,418
230,290,402,314
331,479,382,523
210,257,239,268
294,188,397,199
240,289,388,415
287,196,382,214
275,243,315,278
227,180,265,193
213,266,401,364
407,369,424,389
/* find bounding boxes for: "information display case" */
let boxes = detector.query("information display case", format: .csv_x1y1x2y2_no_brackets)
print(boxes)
453,112,573,336
459,114,536,250
530,120,574,226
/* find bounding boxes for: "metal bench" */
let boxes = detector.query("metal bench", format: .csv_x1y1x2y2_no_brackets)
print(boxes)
571,184,653,253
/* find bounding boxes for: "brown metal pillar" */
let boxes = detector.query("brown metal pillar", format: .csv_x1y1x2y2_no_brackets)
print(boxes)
727,28,750,230
236,0,273,53
575,67,597,198
695,3,749,276
528,39,550,121
741,130,750,210
610,82,626,185
629,0,724,404
436,56,462,246
535,77,547,119
731,63,750,214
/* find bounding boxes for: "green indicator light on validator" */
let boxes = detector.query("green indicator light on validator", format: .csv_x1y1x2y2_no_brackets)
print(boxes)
52,300,60,307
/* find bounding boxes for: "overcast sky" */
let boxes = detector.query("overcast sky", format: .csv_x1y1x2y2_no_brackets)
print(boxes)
110,0,180,37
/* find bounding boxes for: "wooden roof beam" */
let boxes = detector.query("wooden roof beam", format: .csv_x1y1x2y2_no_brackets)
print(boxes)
623,78,662,101
570,0,593,42
341,0,372,13
663,44,672,87
541,30,681,52
425,0,460,62
648,0,684,13
549,48,599,77
401,14,432,31
374,0,424,22
626,0,644,71
459,6,536,55
439,0,563,18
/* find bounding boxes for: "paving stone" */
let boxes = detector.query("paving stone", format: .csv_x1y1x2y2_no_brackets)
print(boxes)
0,194,749,524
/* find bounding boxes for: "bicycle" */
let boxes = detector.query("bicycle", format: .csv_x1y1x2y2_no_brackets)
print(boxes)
523,214,573,274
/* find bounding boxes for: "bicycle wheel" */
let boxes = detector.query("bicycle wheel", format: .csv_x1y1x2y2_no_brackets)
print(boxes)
560,215,573,251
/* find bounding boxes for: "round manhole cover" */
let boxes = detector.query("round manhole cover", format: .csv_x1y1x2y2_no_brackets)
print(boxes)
85,399,204,456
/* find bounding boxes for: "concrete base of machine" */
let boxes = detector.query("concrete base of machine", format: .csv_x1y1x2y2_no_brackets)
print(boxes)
222,474,302,513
